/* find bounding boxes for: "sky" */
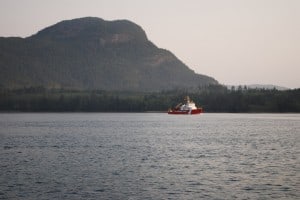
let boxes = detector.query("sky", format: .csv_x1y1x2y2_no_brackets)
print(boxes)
1,0,299,88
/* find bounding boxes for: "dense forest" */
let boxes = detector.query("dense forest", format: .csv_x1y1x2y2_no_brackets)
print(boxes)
0,85,299,112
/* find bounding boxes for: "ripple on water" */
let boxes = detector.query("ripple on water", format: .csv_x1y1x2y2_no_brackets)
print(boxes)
0,113,299,199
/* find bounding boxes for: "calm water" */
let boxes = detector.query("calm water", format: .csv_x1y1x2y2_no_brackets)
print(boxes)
0,113,299,199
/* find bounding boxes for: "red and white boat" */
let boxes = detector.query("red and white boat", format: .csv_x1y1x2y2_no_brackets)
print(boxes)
168,96,203,115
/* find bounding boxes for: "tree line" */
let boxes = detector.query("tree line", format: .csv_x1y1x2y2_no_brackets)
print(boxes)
0,85,299,112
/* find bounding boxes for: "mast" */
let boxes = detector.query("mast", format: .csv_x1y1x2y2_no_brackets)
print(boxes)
185,96,190,104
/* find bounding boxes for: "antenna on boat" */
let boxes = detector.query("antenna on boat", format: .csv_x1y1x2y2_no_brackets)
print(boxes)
185,96,190,104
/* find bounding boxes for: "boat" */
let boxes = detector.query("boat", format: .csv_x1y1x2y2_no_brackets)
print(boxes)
168,96,203,115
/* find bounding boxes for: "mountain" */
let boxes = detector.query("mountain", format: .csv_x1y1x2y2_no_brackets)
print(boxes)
226,84,289,91
0,17,218,91
246,84,289,91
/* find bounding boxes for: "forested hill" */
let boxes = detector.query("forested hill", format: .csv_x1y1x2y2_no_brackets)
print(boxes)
0,17,217,91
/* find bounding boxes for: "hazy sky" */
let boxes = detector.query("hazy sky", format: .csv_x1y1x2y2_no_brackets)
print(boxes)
1,0,299,88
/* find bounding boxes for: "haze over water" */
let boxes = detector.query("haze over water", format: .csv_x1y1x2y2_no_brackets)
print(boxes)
0,113,299,199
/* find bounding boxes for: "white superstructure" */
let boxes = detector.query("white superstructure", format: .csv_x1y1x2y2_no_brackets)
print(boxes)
180,96,197,111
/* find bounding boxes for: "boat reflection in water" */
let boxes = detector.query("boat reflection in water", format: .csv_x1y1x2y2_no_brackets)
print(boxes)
168,96,203,115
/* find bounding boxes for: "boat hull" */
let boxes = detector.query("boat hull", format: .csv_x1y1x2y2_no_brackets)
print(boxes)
168,108,203,115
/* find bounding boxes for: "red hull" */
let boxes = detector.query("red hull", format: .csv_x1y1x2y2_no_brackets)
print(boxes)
168,108,203,115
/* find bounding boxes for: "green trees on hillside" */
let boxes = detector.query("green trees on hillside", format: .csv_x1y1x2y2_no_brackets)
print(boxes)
0,86,299,112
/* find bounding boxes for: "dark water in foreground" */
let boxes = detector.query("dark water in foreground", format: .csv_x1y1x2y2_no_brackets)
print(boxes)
0,113,299,199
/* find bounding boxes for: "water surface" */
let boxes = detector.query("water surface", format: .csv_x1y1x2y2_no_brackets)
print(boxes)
0,113,299,199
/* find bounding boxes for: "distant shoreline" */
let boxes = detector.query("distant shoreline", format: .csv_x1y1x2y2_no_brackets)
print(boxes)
1,87,299,113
